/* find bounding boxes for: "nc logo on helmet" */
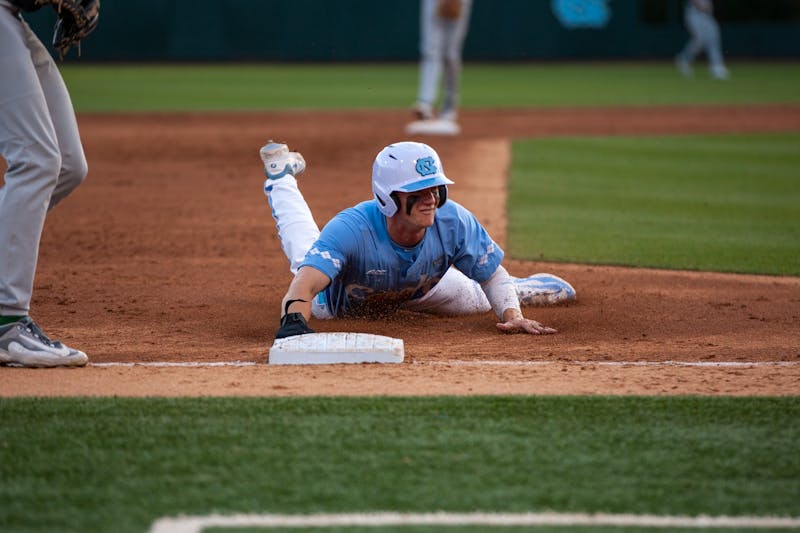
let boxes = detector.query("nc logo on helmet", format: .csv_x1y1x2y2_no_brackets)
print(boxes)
415,157,437,176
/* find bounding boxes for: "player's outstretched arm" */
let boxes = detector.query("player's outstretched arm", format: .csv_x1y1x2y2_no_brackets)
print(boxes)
276,266,330,339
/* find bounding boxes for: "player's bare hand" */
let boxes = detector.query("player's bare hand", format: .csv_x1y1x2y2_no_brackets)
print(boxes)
496,317,557,335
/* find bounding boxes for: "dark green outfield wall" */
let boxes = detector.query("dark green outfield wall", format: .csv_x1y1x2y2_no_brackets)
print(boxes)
22,0,800,61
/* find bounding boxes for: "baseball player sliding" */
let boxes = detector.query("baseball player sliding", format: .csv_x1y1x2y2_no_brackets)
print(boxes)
261,141,575,339
0,0,99,368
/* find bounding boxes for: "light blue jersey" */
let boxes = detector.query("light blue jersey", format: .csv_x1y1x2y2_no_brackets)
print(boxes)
300,199,503,317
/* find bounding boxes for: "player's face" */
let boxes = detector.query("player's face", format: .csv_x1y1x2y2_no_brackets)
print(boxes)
396,187,439,227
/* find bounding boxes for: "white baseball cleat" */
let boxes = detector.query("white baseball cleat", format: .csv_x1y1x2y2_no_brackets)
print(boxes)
0,317,88,368
412,101,434,120
514,273,576,306
711,65,730,80
439,108,458,122
260,141,306,181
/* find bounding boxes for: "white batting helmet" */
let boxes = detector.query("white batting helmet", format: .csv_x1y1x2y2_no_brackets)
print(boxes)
372,142,454,217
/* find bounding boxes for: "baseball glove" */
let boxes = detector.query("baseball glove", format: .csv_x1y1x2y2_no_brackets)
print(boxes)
47,0,101,59
437,0,462,20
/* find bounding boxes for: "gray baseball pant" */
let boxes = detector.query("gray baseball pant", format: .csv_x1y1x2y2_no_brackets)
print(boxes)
417,0,473,115
0,3,87,316
679,4,725,71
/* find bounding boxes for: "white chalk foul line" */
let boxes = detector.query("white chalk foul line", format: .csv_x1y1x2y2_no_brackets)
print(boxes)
91,361,258,367
422,360,800,368
90,360,799,368
149,511,800,533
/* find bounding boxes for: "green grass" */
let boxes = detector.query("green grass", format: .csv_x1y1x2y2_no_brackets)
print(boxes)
463,62,800,108
61,62,800,112
1,396,798,532
209,529,799,533
208,527,800,533
62,64,414,112
508,133,800,275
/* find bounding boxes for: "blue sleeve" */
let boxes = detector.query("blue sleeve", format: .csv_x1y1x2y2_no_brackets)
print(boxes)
299,212,359,281
445,201,504,283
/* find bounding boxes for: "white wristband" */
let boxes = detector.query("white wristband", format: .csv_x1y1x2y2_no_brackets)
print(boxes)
479,265,520,320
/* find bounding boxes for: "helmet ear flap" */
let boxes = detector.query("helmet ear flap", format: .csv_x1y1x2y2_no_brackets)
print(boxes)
374,187,398,217
437,185,448,208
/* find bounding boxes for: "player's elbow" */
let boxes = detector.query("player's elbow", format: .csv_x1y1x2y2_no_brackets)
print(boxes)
290,266,331,300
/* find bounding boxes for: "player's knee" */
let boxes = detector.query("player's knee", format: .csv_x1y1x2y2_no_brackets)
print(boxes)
420,47,444,62
24,144,62,190
443,54,461,71
60,150,89,192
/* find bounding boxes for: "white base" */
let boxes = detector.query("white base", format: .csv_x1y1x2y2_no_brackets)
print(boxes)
268,332,404,365
405,119,461,136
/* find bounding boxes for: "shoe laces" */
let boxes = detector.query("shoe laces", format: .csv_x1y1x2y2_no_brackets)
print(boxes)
18,317,60,348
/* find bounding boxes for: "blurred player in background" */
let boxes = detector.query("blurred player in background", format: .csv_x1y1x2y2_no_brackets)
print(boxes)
0,0,99,367
412,0,473,124
260,141,575,340
676,0,729,80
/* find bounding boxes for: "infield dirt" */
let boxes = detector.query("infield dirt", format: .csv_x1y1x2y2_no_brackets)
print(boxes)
2,106,799,396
